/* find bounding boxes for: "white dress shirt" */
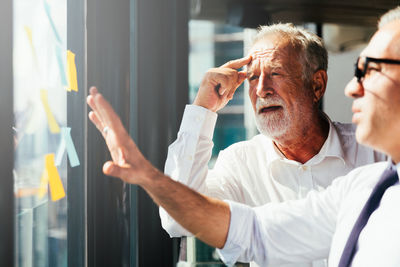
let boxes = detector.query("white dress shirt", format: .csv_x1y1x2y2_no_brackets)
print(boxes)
219,161,400,267
160,105,386,267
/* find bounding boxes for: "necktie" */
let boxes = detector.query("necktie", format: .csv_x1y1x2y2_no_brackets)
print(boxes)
338,167,398,267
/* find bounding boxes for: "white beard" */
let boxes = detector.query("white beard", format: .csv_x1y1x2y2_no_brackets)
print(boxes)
254,97,291,138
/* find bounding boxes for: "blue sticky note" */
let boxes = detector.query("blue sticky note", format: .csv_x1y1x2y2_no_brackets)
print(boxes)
63,127,80,167
55,45,68,86
55,135,66,166
55,127,80,167
43,0,62,43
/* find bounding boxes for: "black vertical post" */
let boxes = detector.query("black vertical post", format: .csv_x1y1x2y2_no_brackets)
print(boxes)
67,0,87,266
130,0,189,266
87,0,131,266
0,0,14,265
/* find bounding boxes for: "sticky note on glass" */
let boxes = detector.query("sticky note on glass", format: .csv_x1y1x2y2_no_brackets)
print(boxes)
24,26,33,47
55,45,68,87
67,50,78,92
38,169,49,199
43,0,62,43
55,127,80,167
24,25,39,68
42,154,66,201
40,89,60,133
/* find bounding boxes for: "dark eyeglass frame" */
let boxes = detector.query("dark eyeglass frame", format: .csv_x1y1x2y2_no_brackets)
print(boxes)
354,56,400,82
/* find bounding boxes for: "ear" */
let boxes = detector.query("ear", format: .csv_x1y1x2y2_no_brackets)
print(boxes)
311,70,327,103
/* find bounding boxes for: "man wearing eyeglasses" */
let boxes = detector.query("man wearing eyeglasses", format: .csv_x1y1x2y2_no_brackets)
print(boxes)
87,6,400,267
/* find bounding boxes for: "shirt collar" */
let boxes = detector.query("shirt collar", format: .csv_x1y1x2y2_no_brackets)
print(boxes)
262,115,346,168
260,135,285,169
307,115,346,166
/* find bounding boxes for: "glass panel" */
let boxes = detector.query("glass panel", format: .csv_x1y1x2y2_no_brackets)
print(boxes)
188,20,247,267
189,21,246,161
13,0,68,266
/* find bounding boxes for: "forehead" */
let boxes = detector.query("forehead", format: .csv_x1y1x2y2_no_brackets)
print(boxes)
362,20,400,59
247,37,301,71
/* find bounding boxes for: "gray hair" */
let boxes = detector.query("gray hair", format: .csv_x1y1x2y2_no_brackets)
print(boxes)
378,6,400,29
252,23,328,84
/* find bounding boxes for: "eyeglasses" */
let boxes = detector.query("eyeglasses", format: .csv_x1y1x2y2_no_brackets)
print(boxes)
354,56,400,83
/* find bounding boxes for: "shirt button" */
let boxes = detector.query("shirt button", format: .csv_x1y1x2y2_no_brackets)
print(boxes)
302,166,308,171
195,116,202,122
187,155,193,161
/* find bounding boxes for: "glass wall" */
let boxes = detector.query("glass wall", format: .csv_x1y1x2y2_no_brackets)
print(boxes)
14,1,72,266
11,0,187,266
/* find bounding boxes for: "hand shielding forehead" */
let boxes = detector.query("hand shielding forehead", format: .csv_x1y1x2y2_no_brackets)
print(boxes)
221,55,252,69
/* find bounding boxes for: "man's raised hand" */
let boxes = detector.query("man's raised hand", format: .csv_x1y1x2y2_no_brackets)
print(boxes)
193,55,251,112
86,87,158,186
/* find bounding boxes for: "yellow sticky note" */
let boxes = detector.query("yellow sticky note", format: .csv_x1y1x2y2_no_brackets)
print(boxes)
38,170,49,199
24,25,39,70
24,26,33,46
45,154,66,202
67,50,78,92
40,89,60,133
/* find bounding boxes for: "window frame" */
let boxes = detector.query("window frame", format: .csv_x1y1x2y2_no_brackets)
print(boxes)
67,0,87,266
0,0,14,265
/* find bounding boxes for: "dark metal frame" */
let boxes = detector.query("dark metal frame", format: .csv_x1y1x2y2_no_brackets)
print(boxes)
67,0,87,266
130,0,189,266
86,0,131,266
0,0,14,265
85,0,189,265
70,0,189,265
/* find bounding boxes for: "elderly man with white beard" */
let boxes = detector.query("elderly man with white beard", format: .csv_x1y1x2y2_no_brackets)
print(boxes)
159,24,386,267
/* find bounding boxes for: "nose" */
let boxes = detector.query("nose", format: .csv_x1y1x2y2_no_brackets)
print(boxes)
256,72,274,98
345,77,364,99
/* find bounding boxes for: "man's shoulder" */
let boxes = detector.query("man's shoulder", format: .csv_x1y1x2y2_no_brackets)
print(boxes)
342,161,389,188
347,161,388,175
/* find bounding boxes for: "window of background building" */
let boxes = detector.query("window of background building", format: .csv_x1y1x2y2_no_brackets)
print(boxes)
187,20,249,267
189,21,246,165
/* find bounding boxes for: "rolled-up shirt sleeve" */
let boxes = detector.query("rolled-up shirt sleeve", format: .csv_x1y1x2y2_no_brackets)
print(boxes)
217,200,268,266
160,105,218,237
218,176,344,266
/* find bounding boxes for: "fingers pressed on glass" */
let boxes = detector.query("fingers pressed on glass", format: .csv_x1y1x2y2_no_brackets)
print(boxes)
87,93,102,116
103,161,116,177
93,93,125,134
89,90,124,136
87,96,110,138
88,111,105,133
86,95,97,112
89,86,98,95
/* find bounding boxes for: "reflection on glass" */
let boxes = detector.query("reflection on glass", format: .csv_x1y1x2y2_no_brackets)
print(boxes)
14,0,67,266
